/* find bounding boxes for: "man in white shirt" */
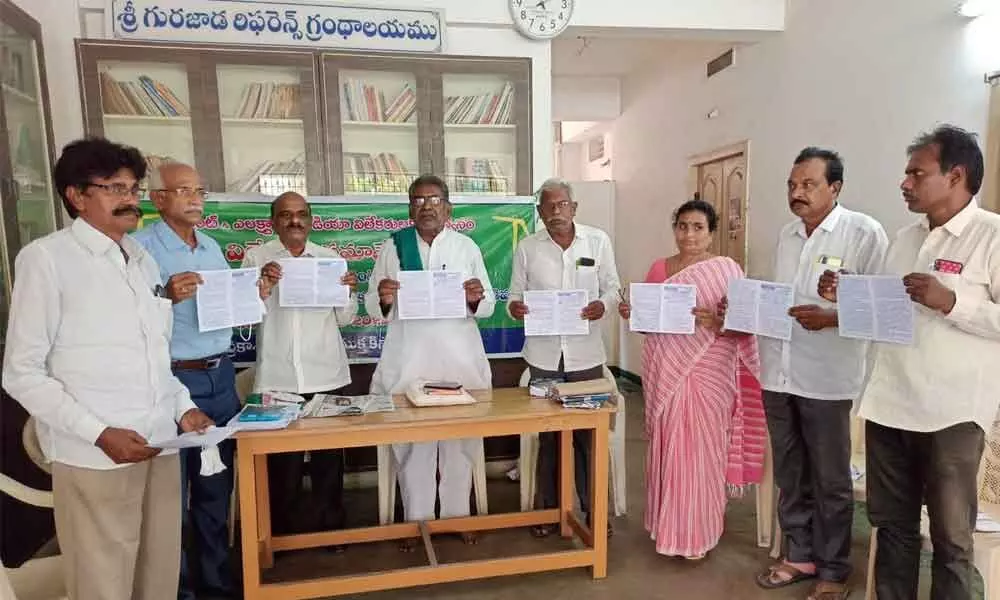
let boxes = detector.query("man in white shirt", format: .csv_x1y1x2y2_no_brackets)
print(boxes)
507,177,621,538
748,148,888,599
828,125,1000,600
2,137,213,600
367,174,494,550
246,191,358,541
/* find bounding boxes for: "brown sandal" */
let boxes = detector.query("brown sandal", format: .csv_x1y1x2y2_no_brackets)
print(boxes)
807,581,850,600
755,563,816,589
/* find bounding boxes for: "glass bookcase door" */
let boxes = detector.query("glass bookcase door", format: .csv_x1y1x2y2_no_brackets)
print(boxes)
217,64,308,196
441,74,516,196
337,68,419,195
0,19,55,246
97,60,195,172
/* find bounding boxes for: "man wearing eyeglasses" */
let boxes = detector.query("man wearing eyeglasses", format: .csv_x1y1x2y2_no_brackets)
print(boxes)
367,174,494,551
3,137,213,600
508,177,621,538
246,191,358,545
132,162,239,600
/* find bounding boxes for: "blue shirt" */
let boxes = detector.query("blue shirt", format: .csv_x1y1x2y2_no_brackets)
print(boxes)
131,220,233,360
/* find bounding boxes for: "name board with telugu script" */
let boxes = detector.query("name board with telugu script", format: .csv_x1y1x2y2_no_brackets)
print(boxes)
111,0,444,53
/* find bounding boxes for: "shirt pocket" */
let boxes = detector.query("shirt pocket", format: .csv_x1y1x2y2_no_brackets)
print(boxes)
156,297,175,340
575,265,599,302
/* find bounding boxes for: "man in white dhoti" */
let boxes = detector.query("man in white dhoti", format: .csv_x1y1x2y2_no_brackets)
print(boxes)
366,174,495,551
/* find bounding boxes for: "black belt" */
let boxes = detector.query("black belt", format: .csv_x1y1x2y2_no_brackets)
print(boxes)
171,354,225,370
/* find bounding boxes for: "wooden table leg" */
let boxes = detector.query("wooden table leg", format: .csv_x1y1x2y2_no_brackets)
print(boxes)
559,428,574,538
589,418,610,579
238,444,263,600
254,454,274,569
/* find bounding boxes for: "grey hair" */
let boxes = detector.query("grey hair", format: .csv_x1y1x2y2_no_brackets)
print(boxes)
535,177,573,202
147,161,190,190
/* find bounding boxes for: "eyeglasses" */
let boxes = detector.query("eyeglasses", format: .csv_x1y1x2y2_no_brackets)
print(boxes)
154,187,208,199
538,200,574,215
410,195,444,207
84,182,142,197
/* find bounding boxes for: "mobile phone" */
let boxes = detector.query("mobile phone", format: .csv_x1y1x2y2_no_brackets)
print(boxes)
577,257,595,267
424,380,462,390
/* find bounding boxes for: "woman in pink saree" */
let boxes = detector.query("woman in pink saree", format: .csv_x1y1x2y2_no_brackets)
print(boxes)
620,200,764,560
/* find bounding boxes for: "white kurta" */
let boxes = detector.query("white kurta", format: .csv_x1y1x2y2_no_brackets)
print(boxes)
366,228,494,521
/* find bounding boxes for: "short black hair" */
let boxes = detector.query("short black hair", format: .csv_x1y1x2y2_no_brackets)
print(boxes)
408,174,449,202
794,147,845,186
672,199,719,232
53,137,146,218
907,124,984,196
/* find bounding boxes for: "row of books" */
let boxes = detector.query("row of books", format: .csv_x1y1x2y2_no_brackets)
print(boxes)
100,72,189,117
444,82,513,125
341,79,416,123
449,158,510,193
227,156,306,194
343,152,413,193
233,82,301,120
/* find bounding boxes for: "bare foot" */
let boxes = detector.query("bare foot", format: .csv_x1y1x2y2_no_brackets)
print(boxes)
398,537,418,553
461,531,480,545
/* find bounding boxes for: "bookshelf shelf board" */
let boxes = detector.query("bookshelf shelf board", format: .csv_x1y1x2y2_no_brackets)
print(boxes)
2,84,38,104
222,117,304,127
103,114,191,124
444,124,515,130
341,121,416,129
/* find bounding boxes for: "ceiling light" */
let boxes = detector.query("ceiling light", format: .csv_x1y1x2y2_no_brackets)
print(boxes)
960,0,995,18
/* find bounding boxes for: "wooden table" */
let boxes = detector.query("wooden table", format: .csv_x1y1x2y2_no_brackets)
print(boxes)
236,387,614,599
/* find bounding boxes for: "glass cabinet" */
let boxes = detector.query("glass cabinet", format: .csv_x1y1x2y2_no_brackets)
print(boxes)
0,1,60,347
77,41,533,197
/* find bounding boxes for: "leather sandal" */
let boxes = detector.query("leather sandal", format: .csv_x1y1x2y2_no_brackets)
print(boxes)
755,563,816,589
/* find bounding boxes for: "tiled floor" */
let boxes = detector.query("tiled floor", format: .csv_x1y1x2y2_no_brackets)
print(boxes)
235,384,885,600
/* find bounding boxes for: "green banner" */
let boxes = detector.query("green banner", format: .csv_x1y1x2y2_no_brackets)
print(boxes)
137,201,534,361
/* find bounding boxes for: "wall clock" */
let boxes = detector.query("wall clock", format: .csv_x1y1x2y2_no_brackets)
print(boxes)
509,0,574,40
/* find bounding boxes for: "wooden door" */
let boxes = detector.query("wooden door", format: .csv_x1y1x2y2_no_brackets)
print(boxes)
693,152,748,270
722,154,748,269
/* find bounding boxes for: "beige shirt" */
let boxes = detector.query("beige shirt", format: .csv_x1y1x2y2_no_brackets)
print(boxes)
2,218,196,469
760,204,889,400
508,223,621,372
243,239,357,394
858,201,1000,432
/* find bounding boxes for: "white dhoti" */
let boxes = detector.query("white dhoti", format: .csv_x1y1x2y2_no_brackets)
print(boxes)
392,438,482,521
366,228,495,523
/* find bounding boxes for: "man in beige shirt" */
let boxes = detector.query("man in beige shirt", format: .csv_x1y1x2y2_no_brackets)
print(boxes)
822,125,1000,600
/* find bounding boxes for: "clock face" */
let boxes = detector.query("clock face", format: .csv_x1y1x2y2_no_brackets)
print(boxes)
509,0,574,40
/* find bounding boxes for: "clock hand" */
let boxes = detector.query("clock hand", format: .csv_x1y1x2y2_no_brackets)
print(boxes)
535,0,547,8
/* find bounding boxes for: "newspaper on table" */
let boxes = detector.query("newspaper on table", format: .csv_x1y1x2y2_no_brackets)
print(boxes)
302,394,396,418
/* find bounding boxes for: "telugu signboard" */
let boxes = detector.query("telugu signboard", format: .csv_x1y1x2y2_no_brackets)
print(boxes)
111,0,444,53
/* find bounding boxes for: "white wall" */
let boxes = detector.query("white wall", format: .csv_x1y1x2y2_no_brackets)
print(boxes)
553,77,620,121
613,0,996,374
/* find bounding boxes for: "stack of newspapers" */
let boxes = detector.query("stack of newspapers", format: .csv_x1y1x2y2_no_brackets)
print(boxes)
549,379,614,410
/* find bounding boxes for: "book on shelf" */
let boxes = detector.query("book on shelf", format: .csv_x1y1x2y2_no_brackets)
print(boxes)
227,154,306,195
233,82,301,120
444,82,513,125
100,71,190,117
449,157,510,193
341,79,415,123
344,152,413,193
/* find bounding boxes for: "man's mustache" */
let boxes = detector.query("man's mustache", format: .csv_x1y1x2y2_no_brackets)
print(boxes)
790,200,808,207
112,205,143,218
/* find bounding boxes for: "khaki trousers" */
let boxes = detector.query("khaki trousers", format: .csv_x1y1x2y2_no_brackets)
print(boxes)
52,454,182,600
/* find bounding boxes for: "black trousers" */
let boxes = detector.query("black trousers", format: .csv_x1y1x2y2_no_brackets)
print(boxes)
763,392,853,583
529,359,604,517
866,420,984,600
267,390,346,535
